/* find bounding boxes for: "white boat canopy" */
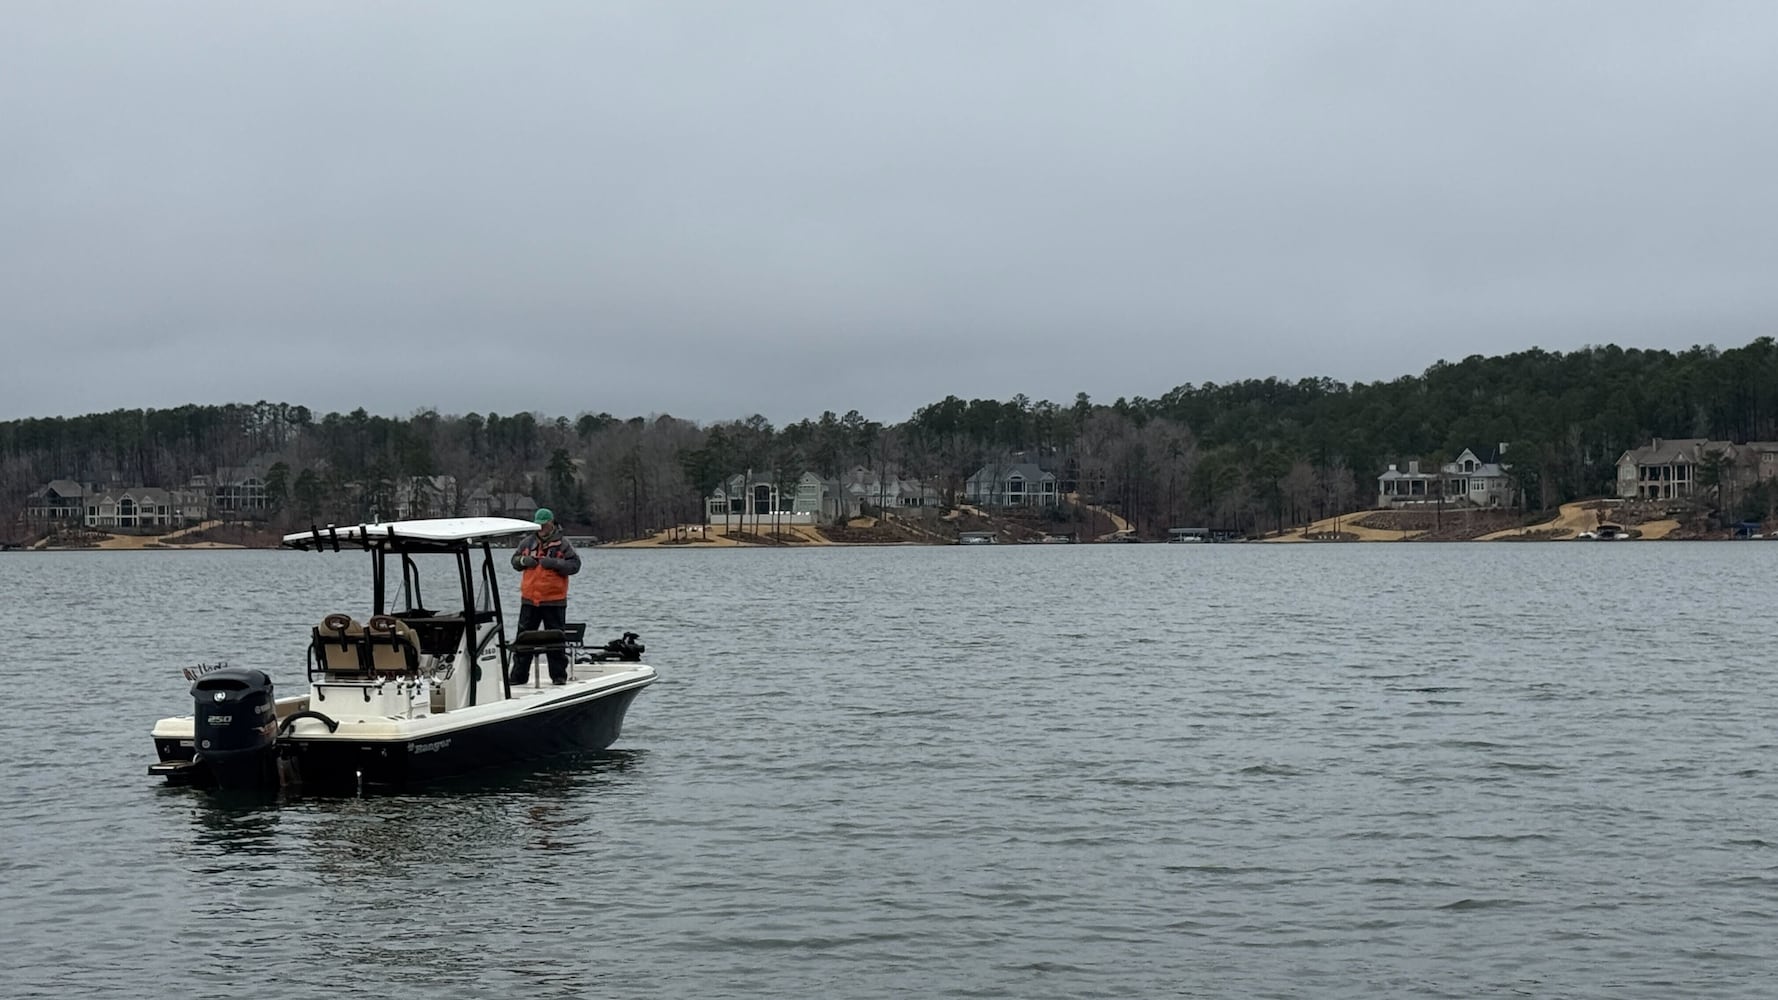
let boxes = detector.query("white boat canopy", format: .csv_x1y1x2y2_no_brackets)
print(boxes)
283,517,540,550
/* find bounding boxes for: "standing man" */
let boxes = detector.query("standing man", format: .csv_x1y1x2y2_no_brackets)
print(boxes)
509,507,581,685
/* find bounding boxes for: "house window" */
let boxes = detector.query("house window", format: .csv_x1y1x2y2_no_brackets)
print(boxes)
728,497,743,514
1007,476,1025,503
753,484,772,515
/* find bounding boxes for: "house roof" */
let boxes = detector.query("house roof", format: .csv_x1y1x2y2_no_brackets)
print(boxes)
969,462,1054,483
215,466,267,485
35,479,87,498
1453,445,1510,464
396,475,456,496
1377,466,1437,481
91,486,176,504
1618,438,1733,465
715,470,839,495
1444,457,1509,479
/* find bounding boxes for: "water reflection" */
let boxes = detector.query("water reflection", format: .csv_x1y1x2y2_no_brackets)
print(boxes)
168,749,644,870
173,791,285,860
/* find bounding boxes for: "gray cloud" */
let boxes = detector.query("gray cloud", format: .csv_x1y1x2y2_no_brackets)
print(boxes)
3,1,1775,424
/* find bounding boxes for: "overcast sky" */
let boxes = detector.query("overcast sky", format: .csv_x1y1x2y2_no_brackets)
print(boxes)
3,2,1775,426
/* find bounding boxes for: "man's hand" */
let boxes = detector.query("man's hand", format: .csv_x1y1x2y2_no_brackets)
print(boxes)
518,555,537,568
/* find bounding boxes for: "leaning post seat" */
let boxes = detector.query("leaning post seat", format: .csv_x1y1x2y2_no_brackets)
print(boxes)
511,629,568,656
364,615,422,675
310,614,369,677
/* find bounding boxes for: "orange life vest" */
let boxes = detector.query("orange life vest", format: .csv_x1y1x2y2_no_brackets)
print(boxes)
520,538,571,605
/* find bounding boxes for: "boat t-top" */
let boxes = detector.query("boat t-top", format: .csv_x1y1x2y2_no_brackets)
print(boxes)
148,517,656,792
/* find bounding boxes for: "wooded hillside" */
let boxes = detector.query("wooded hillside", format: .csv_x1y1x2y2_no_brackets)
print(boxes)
6,338,1777,539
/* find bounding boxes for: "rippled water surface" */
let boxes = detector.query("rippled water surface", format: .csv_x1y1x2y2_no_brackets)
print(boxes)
3,543,1777,998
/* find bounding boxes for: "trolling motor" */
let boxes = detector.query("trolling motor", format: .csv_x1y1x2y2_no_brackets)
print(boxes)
585,631,645,663
190,667,281,791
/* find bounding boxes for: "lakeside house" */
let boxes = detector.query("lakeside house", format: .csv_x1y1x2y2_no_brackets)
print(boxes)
706,470,837,528
85,487,205,529
704,467,940,530
394,475,459,519
465,484,538,520
1378,446,1512,509
837,465,942,512
26,480,88,522
1614,438,1778,500
964,462,1059,508
195,466,271,512
27,479,206,530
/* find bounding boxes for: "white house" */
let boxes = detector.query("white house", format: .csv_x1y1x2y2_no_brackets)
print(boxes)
1379,446,1513,509
84,487,204,530
1441,447,1514,508
705,471,839,528
964,462,1059,508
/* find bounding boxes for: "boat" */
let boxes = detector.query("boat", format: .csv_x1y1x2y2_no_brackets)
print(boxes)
148,517,656,792
958,531,998,545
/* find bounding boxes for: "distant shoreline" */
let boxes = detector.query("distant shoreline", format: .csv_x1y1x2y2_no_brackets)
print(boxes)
8,498,1750,550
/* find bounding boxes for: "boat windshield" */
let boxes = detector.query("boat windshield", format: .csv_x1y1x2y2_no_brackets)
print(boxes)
389,552,477,616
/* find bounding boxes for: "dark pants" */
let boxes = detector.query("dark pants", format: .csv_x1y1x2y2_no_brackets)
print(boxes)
509,602,568,684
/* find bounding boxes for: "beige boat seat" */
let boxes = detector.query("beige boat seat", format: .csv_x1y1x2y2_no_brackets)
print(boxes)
311,613,369,676
365,615,422,675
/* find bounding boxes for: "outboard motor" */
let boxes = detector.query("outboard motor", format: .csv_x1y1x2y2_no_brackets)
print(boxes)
192,667,280,791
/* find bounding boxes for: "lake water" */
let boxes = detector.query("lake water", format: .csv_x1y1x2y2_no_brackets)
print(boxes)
2,543,1775,999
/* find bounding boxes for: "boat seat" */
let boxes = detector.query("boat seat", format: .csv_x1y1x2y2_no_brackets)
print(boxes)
512,629,568,654
365,615,422,675
311,614,370,677
511,623,586,653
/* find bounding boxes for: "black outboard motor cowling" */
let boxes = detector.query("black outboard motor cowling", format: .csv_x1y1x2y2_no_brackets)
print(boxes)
192,668,279,790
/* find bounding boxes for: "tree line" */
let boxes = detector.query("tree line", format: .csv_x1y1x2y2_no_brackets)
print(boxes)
5,338,1778,539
